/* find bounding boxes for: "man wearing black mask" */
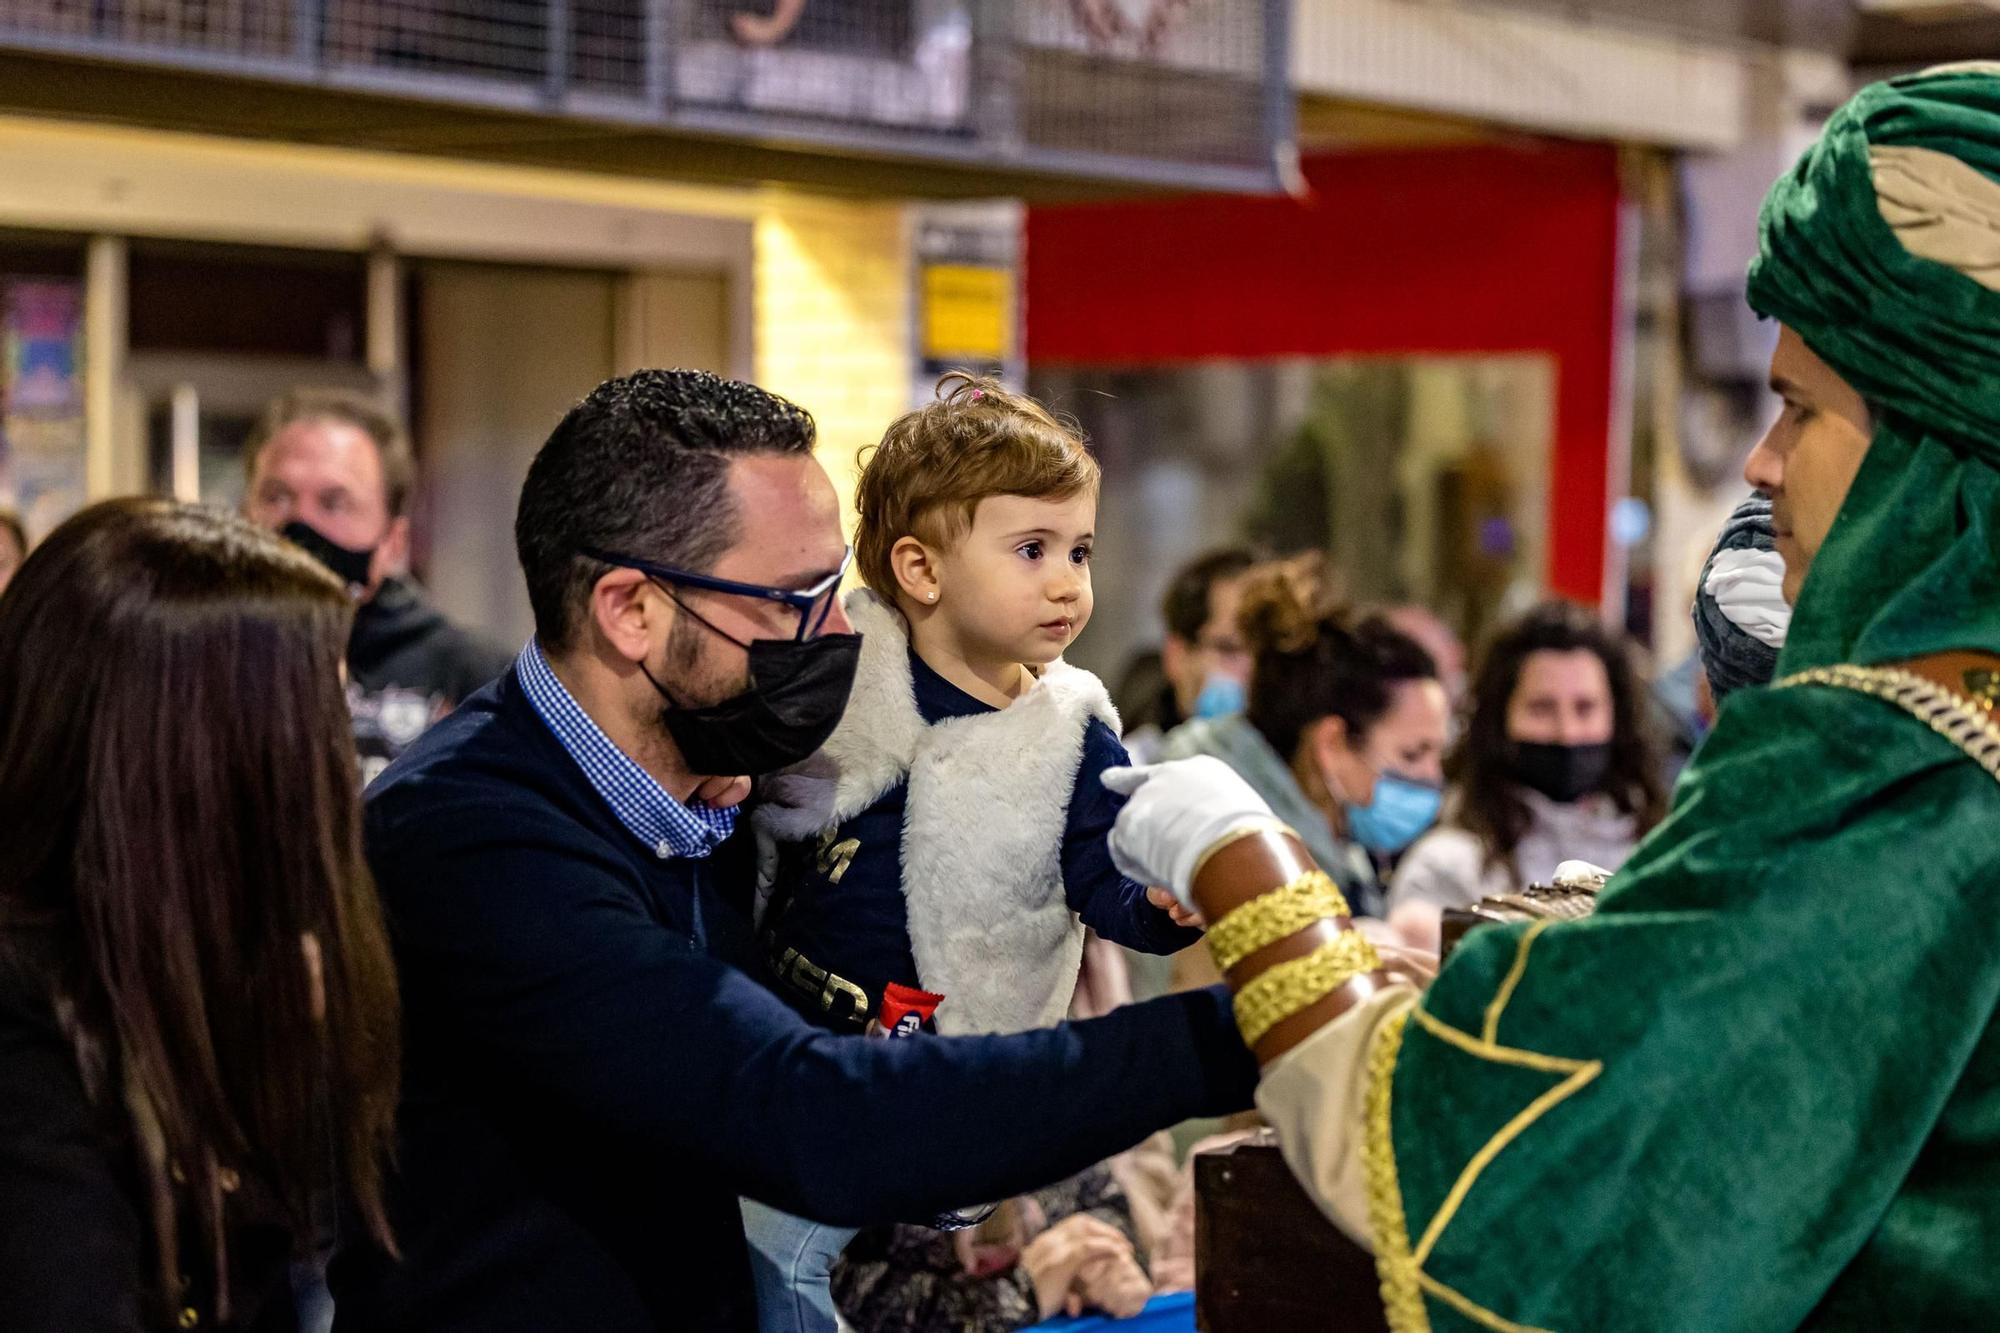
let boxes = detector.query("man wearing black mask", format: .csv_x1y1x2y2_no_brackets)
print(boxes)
330,370,1257,1333
243,392,510,783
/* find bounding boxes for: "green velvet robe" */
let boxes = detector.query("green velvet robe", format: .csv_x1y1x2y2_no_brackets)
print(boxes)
1371,679,2000,1331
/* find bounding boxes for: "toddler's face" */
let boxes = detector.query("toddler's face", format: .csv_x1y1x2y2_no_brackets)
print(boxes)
935,491,1096,667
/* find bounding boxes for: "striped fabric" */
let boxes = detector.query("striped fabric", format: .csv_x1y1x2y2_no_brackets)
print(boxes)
515,639,738,860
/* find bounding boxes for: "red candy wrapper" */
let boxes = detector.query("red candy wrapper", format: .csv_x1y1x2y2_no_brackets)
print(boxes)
876,982,944,1038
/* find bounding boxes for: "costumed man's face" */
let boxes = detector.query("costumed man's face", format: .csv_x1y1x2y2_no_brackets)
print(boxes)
915,490,1097,669
1744,326,1874,605
245,418,410,600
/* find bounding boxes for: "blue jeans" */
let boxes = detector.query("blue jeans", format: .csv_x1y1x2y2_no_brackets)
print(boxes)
740,1198,858,1333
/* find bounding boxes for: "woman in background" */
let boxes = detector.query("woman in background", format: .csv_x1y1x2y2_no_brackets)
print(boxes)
0,499,401,1331
1161,555,1448,918
1387,600,1666,950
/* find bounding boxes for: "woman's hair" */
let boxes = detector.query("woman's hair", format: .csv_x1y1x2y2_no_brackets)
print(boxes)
1451,600,1667,877
854,372,1099,601
1237,554,1438,762
0,498,401,1311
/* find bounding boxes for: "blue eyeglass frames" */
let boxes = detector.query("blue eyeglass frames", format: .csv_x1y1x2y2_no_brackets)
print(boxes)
579,545,853,642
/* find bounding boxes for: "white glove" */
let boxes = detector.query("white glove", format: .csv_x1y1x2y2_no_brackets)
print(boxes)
1552,860,1613,893
1103,757,1283,910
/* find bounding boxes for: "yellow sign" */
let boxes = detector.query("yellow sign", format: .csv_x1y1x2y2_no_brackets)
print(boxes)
921,263,1011,363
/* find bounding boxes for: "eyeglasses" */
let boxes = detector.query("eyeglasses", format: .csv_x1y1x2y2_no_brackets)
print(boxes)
580,545,853,642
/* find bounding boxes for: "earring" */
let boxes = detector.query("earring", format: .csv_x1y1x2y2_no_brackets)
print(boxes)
927,591,937,602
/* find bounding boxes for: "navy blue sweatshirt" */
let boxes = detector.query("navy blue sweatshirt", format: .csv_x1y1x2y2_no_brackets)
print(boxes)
761,648,1198,1031
328,669,1257,1333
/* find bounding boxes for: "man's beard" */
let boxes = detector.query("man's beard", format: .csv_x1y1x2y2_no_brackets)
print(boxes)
653,610,749,726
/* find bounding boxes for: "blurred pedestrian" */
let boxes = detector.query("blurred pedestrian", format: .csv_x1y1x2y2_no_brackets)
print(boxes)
1120,548,1257,763
1384,602,1467,709
0,508,25,596
1160,555,1448,917
242,391,509,782
1386,601,1667,950
0,499,400,1333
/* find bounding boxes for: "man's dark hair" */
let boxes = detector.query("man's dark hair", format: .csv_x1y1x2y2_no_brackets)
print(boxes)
245,390,417,519
1162,547,1256,643
516,369,817,651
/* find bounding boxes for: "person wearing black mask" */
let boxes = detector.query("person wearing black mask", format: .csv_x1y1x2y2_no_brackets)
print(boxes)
1385,600,1667,952
242,391,510,784
327,369,1257,1333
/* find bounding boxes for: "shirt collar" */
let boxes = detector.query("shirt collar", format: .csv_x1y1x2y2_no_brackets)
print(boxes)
515,640,738,860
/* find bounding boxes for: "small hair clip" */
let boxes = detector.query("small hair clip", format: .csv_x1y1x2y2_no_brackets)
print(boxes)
968,389,984,401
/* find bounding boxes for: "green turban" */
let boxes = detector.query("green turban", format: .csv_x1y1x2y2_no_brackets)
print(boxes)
1748,62,2000,670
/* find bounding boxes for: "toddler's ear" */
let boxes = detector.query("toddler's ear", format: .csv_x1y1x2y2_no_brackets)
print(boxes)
890,534,941,607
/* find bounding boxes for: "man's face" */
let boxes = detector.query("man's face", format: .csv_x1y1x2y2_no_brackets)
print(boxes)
1164,574,1249,715
244,418,408,597
652,452,853,707
1744,326,1874,605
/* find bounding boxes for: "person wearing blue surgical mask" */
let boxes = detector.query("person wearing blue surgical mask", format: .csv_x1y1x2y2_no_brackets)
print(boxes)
1159,555,1447,917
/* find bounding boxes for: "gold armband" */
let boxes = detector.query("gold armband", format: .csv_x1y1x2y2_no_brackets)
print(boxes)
1205,870,1351,972
1233,929,1381,1046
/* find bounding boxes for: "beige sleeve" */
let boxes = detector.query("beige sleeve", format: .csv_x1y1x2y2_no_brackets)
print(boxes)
1253,982,1420,1248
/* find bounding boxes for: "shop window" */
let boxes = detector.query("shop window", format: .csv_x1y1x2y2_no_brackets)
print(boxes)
0,235,88,544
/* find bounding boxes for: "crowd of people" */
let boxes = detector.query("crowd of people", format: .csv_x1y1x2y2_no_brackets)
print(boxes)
4,64,2000,1333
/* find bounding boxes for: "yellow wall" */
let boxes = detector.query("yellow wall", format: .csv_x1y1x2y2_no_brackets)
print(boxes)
753,196,912,536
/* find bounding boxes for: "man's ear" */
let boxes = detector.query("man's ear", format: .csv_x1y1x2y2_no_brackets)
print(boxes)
589,568,664,667
890,535,943,606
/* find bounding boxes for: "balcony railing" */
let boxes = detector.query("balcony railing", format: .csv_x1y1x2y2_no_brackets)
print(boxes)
0,0,1290,192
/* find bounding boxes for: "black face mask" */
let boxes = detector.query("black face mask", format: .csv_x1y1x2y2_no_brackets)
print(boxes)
1510,740,1613,804
644,602,860,778
281,520,375,594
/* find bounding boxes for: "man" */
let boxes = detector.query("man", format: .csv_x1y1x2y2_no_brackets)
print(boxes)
329,370,1255,1332
1122,548,1255,763
1107,66,2000,1330
243,391,509,782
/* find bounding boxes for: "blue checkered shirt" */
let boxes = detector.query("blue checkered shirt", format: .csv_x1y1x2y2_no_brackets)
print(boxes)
515,640,738,860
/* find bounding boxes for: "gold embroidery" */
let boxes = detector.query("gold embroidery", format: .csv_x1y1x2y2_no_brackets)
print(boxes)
769,945,872,1025
1360,937,1597,1333
814,829,861,885
1778,664,2000,784
1205,870,1351,972
1232,929,1381,1046
1482,920,1552,1045
1965,668,2000,710
1364,1007,1429,1333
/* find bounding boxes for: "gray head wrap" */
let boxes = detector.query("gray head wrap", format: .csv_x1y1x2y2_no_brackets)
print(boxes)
1693,494,1791,705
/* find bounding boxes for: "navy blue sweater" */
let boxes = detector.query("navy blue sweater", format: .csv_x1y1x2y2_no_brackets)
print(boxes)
328,669,1257,1333
762,649,1198,1031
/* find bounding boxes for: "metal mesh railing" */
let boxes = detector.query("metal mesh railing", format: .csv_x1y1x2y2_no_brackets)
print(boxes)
0,0,1287,188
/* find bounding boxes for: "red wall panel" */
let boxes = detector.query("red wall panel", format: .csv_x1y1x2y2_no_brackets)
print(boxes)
1024,141,1622,603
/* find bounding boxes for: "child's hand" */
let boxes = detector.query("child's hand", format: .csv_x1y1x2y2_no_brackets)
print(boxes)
1146,886,1204,930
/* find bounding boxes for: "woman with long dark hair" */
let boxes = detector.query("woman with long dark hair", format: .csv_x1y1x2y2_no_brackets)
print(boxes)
0,498,401,1332
1386,600,1667,950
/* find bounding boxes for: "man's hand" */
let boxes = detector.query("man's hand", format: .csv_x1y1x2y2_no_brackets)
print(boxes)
1104,758,1281,909
1145,886,1204,930
689,774,752,810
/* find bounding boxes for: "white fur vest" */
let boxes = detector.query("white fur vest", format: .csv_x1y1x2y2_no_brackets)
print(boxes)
753,590,1119,1037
